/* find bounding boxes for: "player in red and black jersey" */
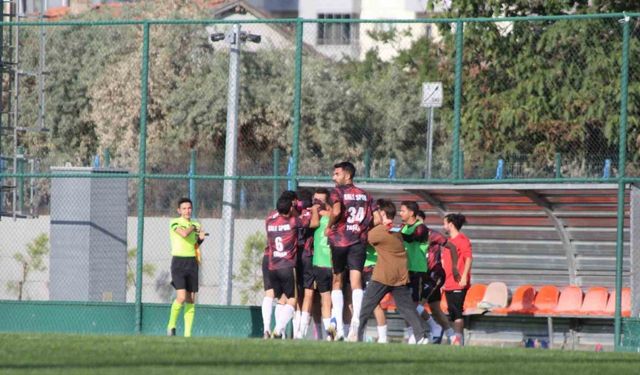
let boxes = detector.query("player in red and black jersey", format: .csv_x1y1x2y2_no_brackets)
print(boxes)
265,196,318,338
261,190,298,339
325,161,373,340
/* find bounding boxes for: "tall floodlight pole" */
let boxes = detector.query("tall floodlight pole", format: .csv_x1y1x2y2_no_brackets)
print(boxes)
211,24,261,305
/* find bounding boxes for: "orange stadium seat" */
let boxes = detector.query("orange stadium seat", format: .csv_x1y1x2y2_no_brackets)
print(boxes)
533,285,560,314
579,287,609,315
493,285,536,315
462,284,487,315
379,292,396,312
605,287,631,317
549,286,583,315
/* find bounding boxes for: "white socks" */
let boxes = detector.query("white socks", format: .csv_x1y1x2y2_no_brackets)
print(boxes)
299,311,310,338
261,297,273,333
377,325,388,343
352,288,363,324
274,304,295,336
331,290,345,336
293,310,302,338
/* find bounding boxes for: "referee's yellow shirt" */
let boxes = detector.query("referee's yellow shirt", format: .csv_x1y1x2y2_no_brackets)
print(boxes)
169,217,201,257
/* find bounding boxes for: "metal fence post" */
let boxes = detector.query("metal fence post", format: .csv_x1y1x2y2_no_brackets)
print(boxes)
614,14,630,351
189,149,197,218
290,18,303,191
452,20,464,181
135,21,151,334
273,148,280,208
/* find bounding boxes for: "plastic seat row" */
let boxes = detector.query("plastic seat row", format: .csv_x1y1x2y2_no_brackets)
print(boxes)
379,283,631,317
458,283,631,317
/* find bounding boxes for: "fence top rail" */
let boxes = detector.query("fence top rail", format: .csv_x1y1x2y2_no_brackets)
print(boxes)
0,12,636,27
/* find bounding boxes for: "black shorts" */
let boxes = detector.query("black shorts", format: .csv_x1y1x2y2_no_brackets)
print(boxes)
331,242,366,273
262,254,272,291
362,266,374,288
269,267,297,299
171,256,199,293
312,266,333,293
408,271,426,302
422,267,445,303
299,253,315,290
445,289,468,321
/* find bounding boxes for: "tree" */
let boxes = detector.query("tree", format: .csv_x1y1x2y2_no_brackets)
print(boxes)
233,231,266,305
126,247,156,292
6,234,49,301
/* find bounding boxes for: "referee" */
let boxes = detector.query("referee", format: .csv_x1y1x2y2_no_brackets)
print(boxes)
166,197,206,337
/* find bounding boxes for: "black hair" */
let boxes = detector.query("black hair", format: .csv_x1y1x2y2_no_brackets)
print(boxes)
315,187,330,197
444,213,467,230
416,210,426,221
334,161,356,179
177,197,192,207
279,190,298,201
277,196,293,215
297,189,313,209
400,201,420,217
379,200,396,219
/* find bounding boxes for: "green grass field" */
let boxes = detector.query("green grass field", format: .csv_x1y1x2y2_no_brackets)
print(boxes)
1,333,639,375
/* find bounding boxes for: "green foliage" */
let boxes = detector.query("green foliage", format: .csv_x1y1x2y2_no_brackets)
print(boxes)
6,234,49,301
234,231,266,305
126,248,156,291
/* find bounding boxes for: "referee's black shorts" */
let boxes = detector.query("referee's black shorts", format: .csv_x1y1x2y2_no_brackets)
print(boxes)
171,256,199,293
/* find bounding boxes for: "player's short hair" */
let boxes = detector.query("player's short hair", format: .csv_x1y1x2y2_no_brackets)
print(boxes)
400,201,420,217
314,187,330,197
379,199,396,219
277,196,293,215
177,197,192,207
445,213,467,230
279,190,298,201
297,189,313,209
416,210,426,221
334,161,356,179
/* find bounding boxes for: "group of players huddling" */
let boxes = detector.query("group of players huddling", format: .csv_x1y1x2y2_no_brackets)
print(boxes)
262,161,473,345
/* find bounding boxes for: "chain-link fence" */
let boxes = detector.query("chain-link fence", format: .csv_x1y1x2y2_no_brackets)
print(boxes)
0,14,639,340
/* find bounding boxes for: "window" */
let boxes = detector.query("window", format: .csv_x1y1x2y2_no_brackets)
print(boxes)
317,14,358,45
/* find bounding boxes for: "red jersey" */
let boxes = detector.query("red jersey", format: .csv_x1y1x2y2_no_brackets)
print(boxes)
328,184,373,248
427,230,449,270
266,211,310,270
442,232,472,291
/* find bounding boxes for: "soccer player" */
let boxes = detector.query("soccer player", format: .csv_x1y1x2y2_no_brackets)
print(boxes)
295,189,315,339
262,190,299,339
442,213,472,346
356,200,428,344
308,188,337,340
398,201,428,343
166,197,206,337
266,196,317,338
326,161,373,341
416,210,460,343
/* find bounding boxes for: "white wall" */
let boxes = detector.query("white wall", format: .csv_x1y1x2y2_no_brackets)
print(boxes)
0,216,266,306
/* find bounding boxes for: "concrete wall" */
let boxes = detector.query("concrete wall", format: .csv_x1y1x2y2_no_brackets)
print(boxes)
0,216,265,306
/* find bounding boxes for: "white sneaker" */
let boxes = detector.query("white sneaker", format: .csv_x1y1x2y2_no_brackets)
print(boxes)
416,337,429,345
377,336,388,344
407,335,416,344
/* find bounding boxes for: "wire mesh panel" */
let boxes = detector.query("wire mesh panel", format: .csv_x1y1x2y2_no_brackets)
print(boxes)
627,19,640,178
456,18,623,180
